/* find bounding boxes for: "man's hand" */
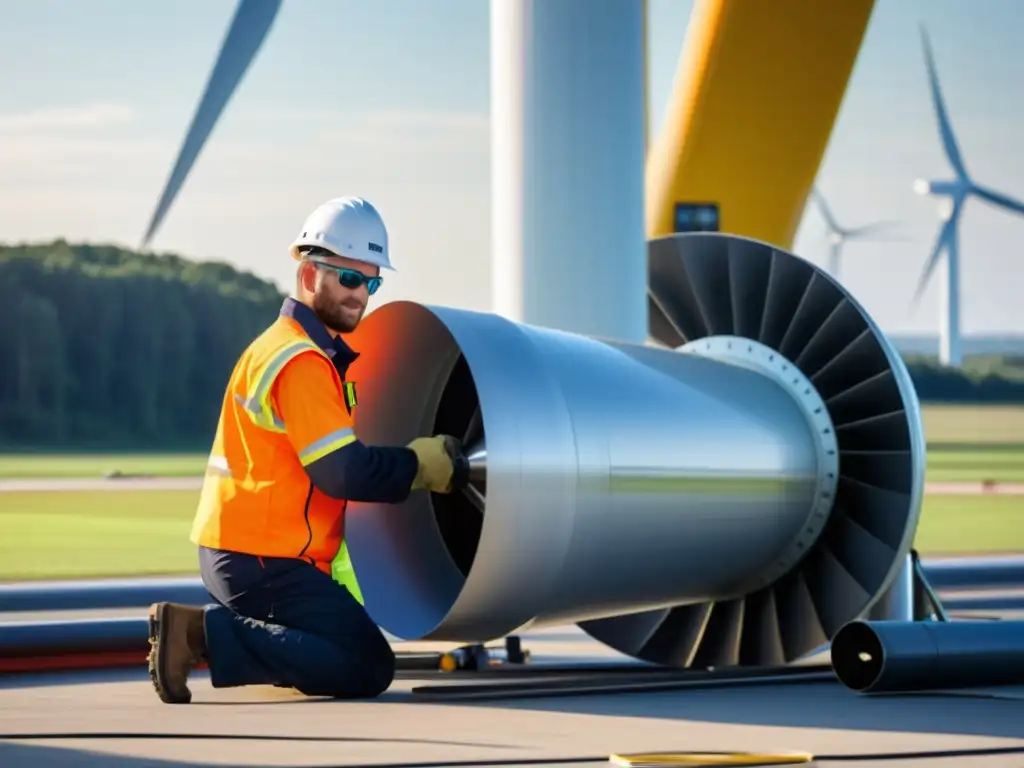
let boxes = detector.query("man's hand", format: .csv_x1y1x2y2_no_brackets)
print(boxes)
407,435,458,493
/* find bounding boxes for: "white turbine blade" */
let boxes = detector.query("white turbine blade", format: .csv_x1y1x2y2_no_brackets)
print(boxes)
811,187,842,232
920,25,968,180
913,215,956,307
140,0,282,249
973,185,1024,217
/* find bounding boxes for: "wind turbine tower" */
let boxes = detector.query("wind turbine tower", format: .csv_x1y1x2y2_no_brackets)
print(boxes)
912,26,1024,367
809,187,898,281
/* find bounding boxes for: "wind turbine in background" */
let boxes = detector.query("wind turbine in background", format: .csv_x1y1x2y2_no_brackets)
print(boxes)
809,187,899,281
911,25,1024,368
140,0,282,249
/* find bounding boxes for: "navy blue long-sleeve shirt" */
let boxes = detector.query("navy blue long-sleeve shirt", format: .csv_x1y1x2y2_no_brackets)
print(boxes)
275,298,419,503
306,440,419,503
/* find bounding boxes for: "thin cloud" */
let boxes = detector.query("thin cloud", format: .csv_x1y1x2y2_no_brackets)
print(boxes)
0,136,168,173
0,103,137,132
313,109,489,152
235,106,488,129
357,109,489,131
0,103,159,172
227,106,490,151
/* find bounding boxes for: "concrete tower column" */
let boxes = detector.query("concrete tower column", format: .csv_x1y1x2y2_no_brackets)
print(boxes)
490,0,648,343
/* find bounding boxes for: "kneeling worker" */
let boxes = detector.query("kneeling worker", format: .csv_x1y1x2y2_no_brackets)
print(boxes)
147,196,464,704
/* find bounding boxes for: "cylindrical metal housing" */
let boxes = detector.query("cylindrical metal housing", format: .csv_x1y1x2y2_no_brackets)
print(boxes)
832,619,1024,693
344,233,925,668
344,309,835,642
489,0,648,343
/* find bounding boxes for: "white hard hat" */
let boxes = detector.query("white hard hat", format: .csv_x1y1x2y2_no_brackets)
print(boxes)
289,196,394,270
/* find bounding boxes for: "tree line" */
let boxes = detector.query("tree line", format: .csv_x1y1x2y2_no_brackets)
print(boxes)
1,240,1022,450
903,357,1024,404
0,241,286,449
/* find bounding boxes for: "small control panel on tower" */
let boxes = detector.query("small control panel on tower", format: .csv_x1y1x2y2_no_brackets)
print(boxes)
674,203,720,233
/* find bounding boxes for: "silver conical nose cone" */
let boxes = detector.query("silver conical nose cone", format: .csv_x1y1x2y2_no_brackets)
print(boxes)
466,438,486,484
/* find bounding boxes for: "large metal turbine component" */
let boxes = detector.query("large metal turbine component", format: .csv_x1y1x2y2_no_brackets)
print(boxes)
344,233,925,668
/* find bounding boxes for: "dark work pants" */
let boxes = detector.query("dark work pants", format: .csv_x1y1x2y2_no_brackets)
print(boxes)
197,546,395,698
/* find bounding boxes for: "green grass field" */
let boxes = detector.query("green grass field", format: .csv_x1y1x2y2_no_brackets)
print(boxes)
922,403,1024,444
921,404,1024,483
3,405,1022,483
911,495,1023,554
0,452,205,479
0,404,1021,581
0,491,200,581
0,488,1021,581
925,448,1024,483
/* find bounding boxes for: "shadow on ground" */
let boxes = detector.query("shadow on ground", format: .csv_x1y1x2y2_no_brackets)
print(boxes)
441,680,1024,741
0,742,204,768
0,740,592,768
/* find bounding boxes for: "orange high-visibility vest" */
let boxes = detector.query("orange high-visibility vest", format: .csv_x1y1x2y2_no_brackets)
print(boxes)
190,314,358,574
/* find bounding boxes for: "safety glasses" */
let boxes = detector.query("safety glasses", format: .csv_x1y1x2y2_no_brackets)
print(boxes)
308,260,383,295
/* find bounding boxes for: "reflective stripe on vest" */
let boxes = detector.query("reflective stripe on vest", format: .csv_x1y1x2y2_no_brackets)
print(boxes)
298,426,357,466
235,340,322,433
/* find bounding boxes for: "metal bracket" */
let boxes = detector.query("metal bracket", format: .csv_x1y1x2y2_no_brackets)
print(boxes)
910,548,950,622
868,549,949,624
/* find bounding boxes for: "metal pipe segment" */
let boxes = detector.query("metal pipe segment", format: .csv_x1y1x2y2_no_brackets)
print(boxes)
831,619,1024,693
6,589,1023,676
3,558,1014,614
341,233,926,668
0,576,207,613
922,555,1024,591
0,618,147,658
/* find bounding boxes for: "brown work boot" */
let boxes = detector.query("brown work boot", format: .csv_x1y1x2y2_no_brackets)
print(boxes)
147,602,206,704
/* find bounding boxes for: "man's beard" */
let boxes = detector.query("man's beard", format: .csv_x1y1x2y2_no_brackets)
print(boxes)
312,291,364,333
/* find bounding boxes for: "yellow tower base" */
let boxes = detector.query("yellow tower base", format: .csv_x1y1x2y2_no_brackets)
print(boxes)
646,0,876,248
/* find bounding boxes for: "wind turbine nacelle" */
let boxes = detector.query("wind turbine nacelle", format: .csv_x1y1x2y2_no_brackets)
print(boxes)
912,179,934,196
915,179,963,199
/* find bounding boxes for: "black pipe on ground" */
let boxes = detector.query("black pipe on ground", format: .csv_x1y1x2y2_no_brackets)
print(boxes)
0,577,210,613
942,594,1024,613
1,556,1021,615
0,617,147,658
5,557,1021,614
923,556,1024,591
831,619,1024,693
0,617,456,674
2,594,1023,666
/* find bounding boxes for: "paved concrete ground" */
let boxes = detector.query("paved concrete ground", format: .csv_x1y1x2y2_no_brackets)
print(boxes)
2,625,1023,768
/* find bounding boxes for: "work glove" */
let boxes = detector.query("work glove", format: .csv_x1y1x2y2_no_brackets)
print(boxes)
408,435,460,493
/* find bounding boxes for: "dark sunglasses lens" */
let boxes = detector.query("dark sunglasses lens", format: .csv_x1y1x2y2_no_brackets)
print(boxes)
338,270,364,289
336,269,382,295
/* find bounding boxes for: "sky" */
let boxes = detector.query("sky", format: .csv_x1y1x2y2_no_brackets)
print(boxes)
0,0,1022,336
